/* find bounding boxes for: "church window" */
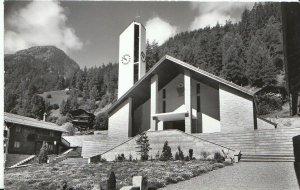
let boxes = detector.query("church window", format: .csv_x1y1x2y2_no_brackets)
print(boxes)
134,63,139,83
134,24,140,63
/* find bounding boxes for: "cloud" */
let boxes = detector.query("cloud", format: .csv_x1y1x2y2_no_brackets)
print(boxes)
145,17,177,45
5,1,83,53
190,2,254,30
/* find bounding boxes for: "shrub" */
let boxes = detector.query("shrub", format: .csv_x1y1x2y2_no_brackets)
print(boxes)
185,156,190,161
175,152,180,160
107,171,116,190
159,141,173,161
38,141,48,164
136,132,151,161
176,146,185,160
51,104,59,110
214,152,225,163
115,154,126,162
257,93,283,115
201,151,210,160
46,94,52,98
188,149,194,160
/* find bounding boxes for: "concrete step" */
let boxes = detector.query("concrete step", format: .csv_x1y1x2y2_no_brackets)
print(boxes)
241,154,295,162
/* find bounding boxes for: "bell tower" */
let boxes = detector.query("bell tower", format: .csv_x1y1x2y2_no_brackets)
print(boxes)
118,22,146,99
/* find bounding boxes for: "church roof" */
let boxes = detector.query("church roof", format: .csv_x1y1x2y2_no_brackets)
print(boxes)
4,112,67,132
108,55,255,115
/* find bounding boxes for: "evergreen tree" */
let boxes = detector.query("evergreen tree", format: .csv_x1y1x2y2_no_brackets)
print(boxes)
107,171,116,190
90,85,99,101
38,141,48,164
221,33,247,85
136,132,151,161
30,95,46,119
146,40,160,71
246,37,277,87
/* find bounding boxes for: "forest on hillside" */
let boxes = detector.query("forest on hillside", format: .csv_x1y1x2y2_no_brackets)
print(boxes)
4,2,285,128
147,2,283,88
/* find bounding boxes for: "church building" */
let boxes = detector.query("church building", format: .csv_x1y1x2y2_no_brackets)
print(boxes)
107,22,274,138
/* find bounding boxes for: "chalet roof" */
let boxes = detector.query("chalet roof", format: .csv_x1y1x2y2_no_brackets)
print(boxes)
4,112,67,132
69,109,95,118
108,55,255,114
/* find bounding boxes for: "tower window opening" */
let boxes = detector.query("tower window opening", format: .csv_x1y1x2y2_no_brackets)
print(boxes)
134,24,140,63
134,63,139,83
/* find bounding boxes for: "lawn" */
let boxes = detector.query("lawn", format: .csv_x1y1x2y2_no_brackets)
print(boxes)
5,160,228,190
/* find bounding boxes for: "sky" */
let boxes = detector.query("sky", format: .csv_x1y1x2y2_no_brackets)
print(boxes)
4,1,254,68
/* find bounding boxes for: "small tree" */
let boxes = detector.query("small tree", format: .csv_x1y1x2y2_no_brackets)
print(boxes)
38,141,48,164
177,146,185,160
107,171,116,190
136,132,151,161
189,149,194,160
159,141,172,161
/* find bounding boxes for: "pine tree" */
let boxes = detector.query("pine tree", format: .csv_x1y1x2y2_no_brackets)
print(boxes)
89,85,99,101
38,141,48,164
136,132,151,161
221,33,247,85
107,171,116,190
246,37,277,87
159,141,172,161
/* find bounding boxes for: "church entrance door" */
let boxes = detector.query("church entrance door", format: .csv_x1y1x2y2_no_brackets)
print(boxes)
164,120,185,132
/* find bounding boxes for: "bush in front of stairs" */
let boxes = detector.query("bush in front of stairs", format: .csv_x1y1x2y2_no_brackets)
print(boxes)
189,149,195,160
38,141,49,164
107,171,116,190
115,154,126,162
159,141,173,161
201,151,210,160
175,146,185,160
136,132,151,161
214,151,225,163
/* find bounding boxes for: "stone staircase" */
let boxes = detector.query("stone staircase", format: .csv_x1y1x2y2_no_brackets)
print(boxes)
82,137,130,158
93,130,236,162
193,127,300,162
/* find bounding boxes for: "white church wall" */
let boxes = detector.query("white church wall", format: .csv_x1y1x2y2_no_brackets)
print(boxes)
157,74,185,113
108,98,132,138
133,99,151,135
219,84,254,132
201,113,221,133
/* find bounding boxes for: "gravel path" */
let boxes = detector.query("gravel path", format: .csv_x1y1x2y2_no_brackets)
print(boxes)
160,162,299,190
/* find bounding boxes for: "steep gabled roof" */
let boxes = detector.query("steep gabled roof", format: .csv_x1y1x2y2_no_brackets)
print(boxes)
108,55,255,115
4,112,67,132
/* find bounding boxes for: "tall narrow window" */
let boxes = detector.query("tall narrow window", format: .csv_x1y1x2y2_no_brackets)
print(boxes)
197,83,201,112
163,101,166,113
162,88,166,113
134,24,140,63
197,84,200,94
134,63,139,83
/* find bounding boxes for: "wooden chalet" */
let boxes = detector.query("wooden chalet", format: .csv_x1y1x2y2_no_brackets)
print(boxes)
69,109,95,131
4,112,67,155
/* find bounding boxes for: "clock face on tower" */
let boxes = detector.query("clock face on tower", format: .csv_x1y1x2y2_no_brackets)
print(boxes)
141,51,146,62
121,54,131,64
